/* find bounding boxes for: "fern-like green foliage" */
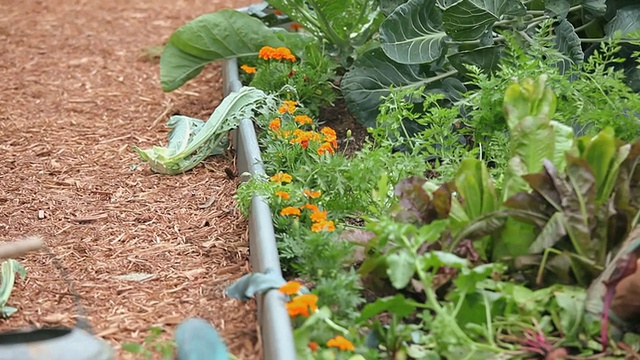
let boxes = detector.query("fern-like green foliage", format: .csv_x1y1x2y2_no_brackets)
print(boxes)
465,23,640,143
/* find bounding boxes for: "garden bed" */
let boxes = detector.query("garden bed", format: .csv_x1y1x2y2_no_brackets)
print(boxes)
0,1,261,359
141,1,640,359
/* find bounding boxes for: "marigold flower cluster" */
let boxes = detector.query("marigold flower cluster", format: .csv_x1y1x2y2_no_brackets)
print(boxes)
267,101,338,156
278,281,356,353
278,100,298,114
258,46,297,62
270,177,336,232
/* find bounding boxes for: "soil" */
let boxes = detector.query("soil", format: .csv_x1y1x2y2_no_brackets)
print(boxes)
319,98,370,156
0,0,260,359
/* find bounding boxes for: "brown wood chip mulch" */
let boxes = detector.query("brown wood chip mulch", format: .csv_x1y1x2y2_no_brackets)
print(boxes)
0,0,261,358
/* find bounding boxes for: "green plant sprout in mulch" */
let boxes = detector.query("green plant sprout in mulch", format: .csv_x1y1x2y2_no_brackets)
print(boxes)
122,326,176,360
135,1,640,359
0,259,26,318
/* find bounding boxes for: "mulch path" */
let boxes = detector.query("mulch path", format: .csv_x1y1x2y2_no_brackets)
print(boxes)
0,0,260,358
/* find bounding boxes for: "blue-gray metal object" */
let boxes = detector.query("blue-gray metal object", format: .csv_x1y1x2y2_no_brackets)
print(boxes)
223,58,297,360
176,318,230,360
0,327,114,360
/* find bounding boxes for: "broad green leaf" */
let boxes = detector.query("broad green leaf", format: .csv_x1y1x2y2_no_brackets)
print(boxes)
134,87,270,174
576,0,607,18
454,212,508,243
386,249,416,289
554,19,584,74
502,77,560,199
604,5,640,37
528,212,567,254
341,48,428,127
447,45,503,75
454,263,505,293
578,128,617,203
357,294,417,322
503,76,557,130
443,0,498,41
441,0,523,41
380,0,448,64
0,259,25,309
553,287,586,338
550,121,575,171
454,158,497,220
420,251,468,270
545,0,571,18
614,141,640,214
160,10,285,91
492,218,537,259
477,0,527,16
379,0,411,16
269,0,382,51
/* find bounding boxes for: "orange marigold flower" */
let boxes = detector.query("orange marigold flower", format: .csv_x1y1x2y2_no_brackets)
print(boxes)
308,341,319,352
290,23,303,31
321,126,337,142
258,46,296,62
311,220,336,232
273,46,297,62
326,335,355,351
294,115,313,125
303,189,321,198
269,118,281,131
310,209,328,223
301,203,320,213
285,293,318,317
279,281,302,295
274,190,290,200
278,100,298,114
280,206,301,216
240,64,257,74
317,142,335,155
270,172,293,183
274,9,283,15
258,46,274,61
290,130,321,149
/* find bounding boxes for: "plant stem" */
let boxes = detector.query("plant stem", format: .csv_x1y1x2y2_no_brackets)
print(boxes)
419,69,459,88
413,260,504,354
306,0,349,51
574,19,597,33
581,37,639,43
482,292,497,347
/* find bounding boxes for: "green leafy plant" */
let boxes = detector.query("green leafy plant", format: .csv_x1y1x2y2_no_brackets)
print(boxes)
265,0,383,62
159,9,305,91
240,40,337,114
134,86,275,174
0,259,26,318
122,326,175,360
342,0,640,126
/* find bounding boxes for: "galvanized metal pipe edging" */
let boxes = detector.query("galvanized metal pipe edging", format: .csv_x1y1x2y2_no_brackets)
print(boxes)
223,58,297,360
